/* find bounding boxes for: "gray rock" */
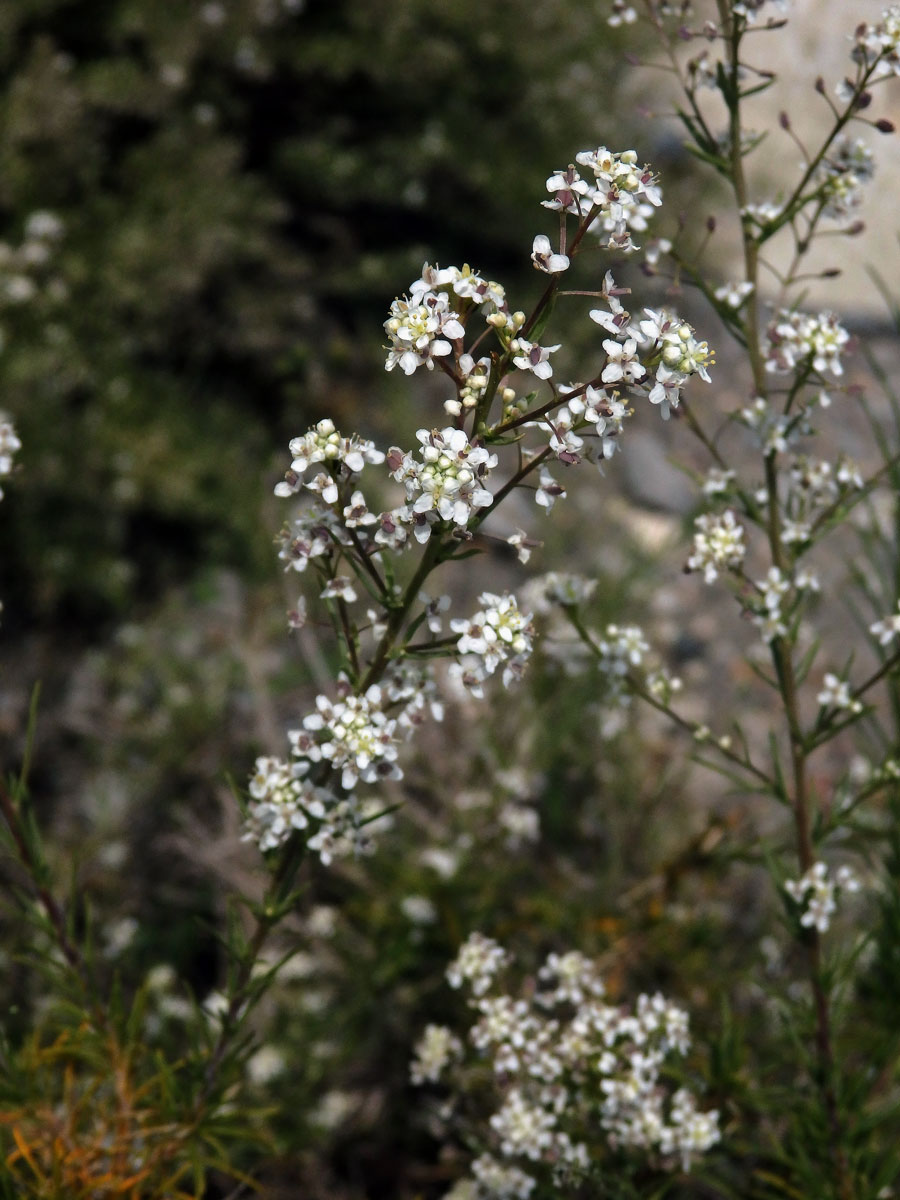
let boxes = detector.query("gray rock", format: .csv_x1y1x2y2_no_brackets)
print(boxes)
620,430,695,514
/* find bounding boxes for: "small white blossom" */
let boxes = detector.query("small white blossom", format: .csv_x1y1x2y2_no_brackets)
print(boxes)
601,337,646,385
535,466,566,511
714,280,754,308
530,234,569,274
511,337,560,381
639,309,714,417
702,467,735,496
470,1156,536,1200
242,756,337,854
785,861,860,933
870,603,900,646
608,1,638,25
817,673,863,714
506,529,540,564
320,576,357,603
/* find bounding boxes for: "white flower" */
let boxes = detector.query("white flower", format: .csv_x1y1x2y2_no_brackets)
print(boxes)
543,404,584,463
601,337,646,385
471,1156,535,1200
714,280,754,308
870,603,900,646
702,468,735,496
511,337,560,380
600,623,649,670
817,673,862,713
544,148,661,251
759,566,789,612
506,528,540,564
275,502,345,573
535,465,566,510
423,937,719,1176
608,1,638,26
24,210,64,241
530,233,569,274
539,571,597,608
639,309,713,417
320,576,357,603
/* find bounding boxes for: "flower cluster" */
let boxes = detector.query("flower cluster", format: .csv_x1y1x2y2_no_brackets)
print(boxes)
384,291,465,376
275,418,385,499
388,427,496,540
242,756,337,854
544,148,661,252
416,935,720,1194
446,932,509,996
0,414,21,501
244,660,446,862
763,309,850,377
451,593,535,695
384,263,506,376
638,309,714,418
0,210,65,323
686,510,746,584
252,143,713,874
851,6,900,79
814,136,875,220
411,1024,463,1085
784,862,861,933
291,682,401,791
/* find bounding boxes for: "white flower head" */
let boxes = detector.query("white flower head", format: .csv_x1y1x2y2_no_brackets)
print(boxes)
388,428,496,538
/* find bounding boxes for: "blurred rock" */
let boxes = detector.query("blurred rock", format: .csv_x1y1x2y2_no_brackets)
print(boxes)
620,429,695,514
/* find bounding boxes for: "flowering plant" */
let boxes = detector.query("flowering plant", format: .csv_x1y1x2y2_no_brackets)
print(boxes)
4,2,900,1198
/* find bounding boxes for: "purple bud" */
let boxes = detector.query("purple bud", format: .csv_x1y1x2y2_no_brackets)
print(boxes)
876,118,895,133
779,111,790,130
